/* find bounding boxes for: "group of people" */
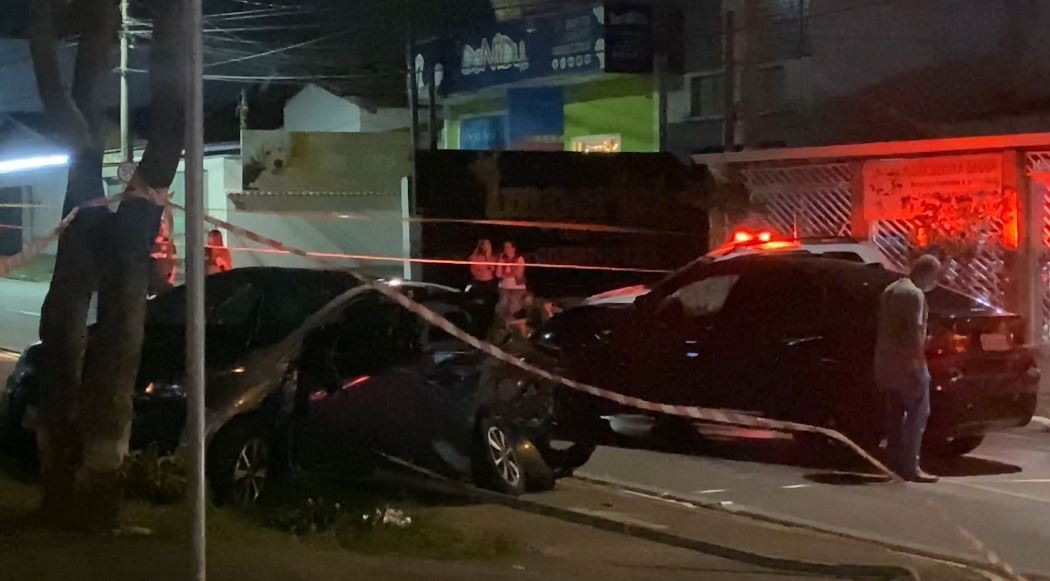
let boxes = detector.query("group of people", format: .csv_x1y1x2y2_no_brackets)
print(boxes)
148,216,233,296
468,239,528,308
467,239,561,344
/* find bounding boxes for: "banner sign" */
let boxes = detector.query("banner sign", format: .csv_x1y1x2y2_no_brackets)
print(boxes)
241,131,412,195
862,154,1003,221
417,3,654,95
508,87,565,150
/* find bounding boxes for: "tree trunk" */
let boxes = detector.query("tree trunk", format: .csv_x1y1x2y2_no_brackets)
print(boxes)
32,0,188,531
74,0,188,530
31,0,116,529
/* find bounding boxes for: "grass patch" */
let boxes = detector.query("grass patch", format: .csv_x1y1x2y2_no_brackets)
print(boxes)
2,254,55,282
0,452,518,562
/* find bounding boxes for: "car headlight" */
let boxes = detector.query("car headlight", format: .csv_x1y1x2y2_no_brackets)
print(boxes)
143,381,185,399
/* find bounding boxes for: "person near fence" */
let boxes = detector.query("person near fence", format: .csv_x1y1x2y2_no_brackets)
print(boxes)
467,238,498,299
205,229,233,275
497,240,527,313
148,213,177,297
875,254,942,483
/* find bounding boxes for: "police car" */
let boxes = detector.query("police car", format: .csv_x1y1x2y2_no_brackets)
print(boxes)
583,230,891,306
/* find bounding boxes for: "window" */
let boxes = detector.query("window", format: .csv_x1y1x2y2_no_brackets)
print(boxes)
689,74,724,119
672,275,740,317
570,134,622,153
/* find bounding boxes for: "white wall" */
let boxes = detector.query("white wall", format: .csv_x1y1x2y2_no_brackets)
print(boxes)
283,84,363,132
222,196,405,279
360,107,410,132
0,168,66,254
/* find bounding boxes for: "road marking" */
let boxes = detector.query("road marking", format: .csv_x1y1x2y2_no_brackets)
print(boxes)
947,481,1050,505
1003,479,1050,484
781,484,812,489
695,489,727,494
2,309,39,317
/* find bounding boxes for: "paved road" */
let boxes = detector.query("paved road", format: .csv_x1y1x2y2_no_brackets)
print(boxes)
578,424,1050,577
0,278,48,351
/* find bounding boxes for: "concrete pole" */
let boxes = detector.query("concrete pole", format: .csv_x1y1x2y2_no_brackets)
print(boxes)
184,0,207,578
119,0,131,162
427,65,438,150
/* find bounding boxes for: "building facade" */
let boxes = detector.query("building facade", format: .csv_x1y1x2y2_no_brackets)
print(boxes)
420,1,669,154
668,0,1050,157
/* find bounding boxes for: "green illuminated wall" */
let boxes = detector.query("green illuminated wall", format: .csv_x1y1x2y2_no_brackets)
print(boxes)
444,74,657,152
562,75,657,152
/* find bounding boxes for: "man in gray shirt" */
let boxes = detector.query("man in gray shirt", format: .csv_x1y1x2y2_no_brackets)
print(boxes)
875,255,942,483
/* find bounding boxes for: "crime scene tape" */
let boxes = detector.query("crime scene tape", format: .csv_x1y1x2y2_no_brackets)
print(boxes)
218,244,672,274
180,202,897,481
0,207,79,278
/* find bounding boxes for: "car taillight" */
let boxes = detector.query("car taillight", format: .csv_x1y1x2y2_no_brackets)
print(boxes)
927,329,970,356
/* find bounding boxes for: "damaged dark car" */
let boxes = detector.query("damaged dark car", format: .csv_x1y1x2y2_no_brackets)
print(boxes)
2,267,583,505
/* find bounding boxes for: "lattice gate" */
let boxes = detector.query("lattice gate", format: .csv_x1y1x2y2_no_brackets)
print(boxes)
742,163,853,237
742,160,1011,311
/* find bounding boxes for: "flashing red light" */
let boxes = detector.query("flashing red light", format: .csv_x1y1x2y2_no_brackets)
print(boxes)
732,230,753,243
756,230,773,242
341,375,371,390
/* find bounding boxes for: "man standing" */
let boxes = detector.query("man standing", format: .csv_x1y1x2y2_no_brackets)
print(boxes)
875,254,942,483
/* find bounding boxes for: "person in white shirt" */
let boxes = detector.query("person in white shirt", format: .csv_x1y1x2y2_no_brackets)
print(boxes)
875,254,942,483
497,241,527,314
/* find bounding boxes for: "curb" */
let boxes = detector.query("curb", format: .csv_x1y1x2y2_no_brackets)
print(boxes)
571,473,1047,581
373,470,936,581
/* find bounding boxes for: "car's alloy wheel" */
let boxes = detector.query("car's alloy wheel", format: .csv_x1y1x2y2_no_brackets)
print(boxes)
485,425,522,488
231,437,269,506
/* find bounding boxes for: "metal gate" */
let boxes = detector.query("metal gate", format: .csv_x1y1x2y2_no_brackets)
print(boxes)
742,163,853,237
742,160,1010,310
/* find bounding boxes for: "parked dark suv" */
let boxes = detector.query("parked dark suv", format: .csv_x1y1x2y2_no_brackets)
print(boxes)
538,256,1040,456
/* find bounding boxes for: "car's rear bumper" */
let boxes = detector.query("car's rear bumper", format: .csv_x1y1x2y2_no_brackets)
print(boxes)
927,369,1039,437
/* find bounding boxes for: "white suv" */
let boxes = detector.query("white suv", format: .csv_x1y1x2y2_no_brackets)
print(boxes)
583,235,892,306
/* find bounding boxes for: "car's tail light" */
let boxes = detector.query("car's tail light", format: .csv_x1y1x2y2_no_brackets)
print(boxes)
927,328,970,356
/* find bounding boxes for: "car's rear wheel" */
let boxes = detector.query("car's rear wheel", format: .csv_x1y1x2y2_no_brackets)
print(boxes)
207,419,273,507
473,417,527,496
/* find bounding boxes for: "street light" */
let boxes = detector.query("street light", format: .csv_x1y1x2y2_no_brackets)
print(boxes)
0,154,69,174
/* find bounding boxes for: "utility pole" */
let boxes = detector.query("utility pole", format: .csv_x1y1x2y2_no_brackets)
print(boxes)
185,0,207,578
654,2,669,153
406,26,420,150
721,10,737,151
236,89,249,130
119,0,131,162
427,64,438,150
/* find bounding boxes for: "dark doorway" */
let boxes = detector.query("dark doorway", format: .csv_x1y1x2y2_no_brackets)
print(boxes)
0,187,23,256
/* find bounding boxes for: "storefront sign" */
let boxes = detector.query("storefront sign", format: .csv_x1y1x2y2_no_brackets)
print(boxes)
420,4,638,95
460,115,506,150
461,33,530,76
863,154,1003,221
